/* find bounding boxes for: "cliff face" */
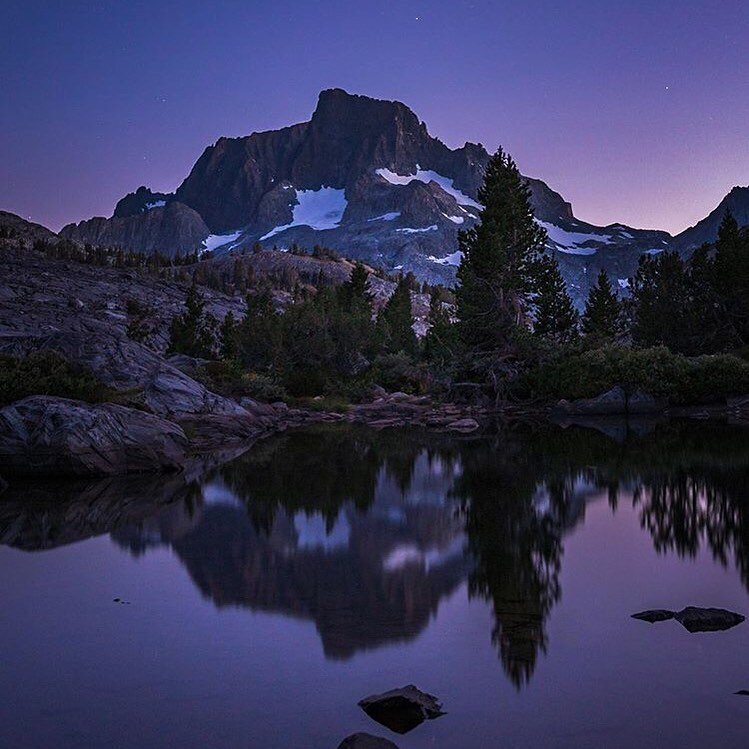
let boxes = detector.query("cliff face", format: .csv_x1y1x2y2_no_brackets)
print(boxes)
61,201,209,256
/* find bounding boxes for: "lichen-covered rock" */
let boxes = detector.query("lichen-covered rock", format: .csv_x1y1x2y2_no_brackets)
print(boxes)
0,396,188,477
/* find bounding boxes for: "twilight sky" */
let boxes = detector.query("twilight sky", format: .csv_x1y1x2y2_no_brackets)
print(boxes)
2,0,747,233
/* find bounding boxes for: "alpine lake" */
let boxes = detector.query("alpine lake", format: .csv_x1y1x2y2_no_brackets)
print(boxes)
1,418,749,748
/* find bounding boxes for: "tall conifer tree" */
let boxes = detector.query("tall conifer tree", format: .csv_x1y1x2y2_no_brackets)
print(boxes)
581,270,622,345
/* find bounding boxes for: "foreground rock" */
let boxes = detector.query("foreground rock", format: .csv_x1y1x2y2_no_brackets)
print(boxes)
674,607,746,633
0,396,188,477
336,734,400,749
358,685,444,735
632,606,745,632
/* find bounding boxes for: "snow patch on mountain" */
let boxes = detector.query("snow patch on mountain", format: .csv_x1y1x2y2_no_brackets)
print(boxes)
442,213,465,224
145,200,166,210
428,250,463,266
376,166,482,209
397,225,438,234
368,212,401,222
202,230,243,254
261,187,348,240
536,219,616,254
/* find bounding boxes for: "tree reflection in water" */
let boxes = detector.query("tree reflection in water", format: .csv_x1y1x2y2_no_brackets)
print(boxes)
2,420,748,688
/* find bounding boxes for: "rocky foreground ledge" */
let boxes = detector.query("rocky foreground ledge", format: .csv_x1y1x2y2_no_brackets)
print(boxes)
0,391,489,484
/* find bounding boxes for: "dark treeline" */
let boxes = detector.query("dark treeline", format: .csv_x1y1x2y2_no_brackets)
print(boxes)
30,236,201,270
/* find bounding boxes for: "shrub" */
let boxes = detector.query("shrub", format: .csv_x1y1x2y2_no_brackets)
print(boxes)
520,345,749,404
372,352,430,394
0,352,112,406
193,360,287,402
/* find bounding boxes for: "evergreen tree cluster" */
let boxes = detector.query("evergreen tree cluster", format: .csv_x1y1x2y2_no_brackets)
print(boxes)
628,213,749,355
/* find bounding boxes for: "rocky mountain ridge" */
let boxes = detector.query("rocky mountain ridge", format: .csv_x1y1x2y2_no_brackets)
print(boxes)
43,88,749,305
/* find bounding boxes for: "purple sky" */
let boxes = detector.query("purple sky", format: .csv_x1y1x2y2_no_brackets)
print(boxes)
2,1,747,234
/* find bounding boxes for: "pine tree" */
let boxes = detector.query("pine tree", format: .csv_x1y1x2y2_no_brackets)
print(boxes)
530,254,578,344
337,263,372,311
629,252,693,353
379,278,417,355
455,147,547,390
581,270,622,345
713,210,749,344
168,282,217,359
235,289,282,371
219,311,238,360
423,289,457,369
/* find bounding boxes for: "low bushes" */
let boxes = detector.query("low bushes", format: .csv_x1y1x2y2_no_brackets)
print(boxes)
521,345,749,404
0,352,112,407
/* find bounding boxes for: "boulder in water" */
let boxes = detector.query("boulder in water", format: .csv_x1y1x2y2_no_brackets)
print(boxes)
358,684,444,734
632,606,744,632
673,606,745,633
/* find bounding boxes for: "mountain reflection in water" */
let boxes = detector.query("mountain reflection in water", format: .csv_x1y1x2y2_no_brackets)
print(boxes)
2,421,749,688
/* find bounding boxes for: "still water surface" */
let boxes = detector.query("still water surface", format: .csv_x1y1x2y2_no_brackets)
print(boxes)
1,422,749,748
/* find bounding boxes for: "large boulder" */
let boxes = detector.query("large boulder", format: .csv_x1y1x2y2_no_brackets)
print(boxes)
143,366,248,418
358,685,444,735
336,734,399,749
0,396,188,477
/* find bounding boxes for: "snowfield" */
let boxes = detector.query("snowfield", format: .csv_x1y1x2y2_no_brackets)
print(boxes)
376,165,482,209
536,219,615,255
428,250,463,266
397,225,438,234
202,230,243,254
368,212,401,222
260,187,348,240
145,200,166,210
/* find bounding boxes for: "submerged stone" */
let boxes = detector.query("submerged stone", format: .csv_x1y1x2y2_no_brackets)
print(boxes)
358,684,445,735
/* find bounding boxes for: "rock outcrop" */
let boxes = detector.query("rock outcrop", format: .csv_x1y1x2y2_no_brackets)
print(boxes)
61,201,209,256
0,396,188,477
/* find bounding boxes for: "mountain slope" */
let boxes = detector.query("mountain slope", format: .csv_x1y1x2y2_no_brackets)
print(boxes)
672,186,749,253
